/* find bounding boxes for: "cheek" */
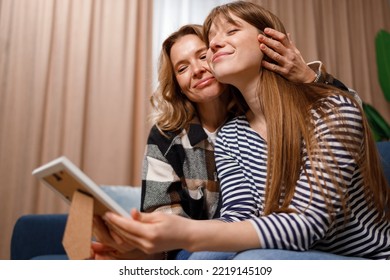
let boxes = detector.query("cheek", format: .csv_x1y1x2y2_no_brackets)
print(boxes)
251,39,264,59
175,73,190,91
206,50,213,64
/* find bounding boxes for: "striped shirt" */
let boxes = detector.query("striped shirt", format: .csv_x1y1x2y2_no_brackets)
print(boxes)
215,94,390,259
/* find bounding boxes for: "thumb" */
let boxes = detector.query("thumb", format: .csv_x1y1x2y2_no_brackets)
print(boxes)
130,208,142,221
130,208,155,223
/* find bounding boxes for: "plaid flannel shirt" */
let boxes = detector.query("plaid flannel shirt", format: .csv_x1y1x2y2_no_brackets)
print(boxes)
141,117,221,220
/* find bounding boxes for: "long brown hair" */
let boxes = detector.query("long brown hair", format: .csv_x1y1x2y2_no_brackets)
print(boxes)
204,1,390,221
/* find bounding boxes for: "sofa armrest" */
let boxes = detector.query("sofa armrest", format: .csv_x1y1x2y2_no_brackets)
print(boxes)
10,214,68,260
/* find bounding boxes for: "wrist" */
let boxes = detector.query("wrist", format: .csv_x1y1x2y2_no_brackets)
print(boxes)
305,61,323,83
309,68,322,83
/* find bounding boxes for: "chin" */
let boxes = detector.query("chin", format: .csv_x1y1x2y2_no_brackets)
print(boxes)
213,73,234,85
212,66,235,85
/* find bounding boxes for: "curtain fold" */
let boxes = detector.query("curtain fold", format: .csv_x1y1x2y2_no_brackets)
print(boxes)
0,0,152,259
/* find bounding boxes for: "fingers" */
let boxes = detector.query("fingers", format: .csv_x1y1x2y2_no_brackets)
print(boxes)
103,212,163,254
264,28,291,45
94,213,137,253
93,216,114,243
260,41,291,76
110,228,125,245
262,60,285,76
259,28,290,49
258,30,290,66
91,241,115,253
258,28,312,83
103,212,150,246
90,241,117,260
260,43,283,63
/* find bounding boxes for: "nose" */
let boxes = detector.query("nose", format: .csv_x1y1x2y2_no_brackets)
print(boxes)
208,34,224,52
192,61,206,78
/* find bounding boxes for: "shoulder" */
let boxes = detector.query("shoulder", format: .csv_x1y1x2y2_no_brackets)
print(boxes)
217,116,251,148
147,125,182,154
310,94,364,138
147,125,179,142
323,94,359,107
312,94,362,119
220,115,249,133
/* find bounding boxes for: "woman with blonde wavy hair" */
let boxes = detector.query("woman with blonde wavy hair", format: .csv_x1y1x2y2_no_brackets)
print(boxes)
92,10,370,260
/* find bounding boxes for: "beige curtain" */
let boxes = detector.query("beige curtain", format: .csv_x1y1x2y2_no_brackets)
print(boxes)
1,0,389,260
0,0,153,259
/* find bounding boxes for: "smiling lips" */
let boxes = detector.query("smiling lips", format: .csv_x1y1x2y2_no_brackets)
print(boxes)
193,77,216,89
211,51,231,63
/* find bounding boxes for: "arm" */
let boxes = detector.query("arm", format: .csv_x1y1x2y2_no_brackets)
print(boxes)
101,209,259,254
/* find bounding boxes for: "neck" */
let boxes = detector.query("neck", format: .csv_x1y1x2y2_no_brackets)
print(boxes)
234,72,262,116
234,73,267,140
196,95,229,132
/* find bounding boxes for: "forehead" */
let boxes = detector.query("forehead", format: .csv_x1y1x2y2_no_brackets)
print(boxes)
170,34,206,63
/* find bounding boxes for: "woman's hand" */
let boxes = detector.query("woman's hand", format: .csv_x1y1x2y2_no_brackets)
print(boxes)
259,27,316,83
91,215,157,259
93,215,134,253
102,209,260,254
101,209,191,254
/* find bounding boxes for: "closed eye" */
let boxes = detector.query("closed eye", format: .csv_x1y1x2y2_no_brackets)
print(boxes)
177,65,187,74
227,29,239,35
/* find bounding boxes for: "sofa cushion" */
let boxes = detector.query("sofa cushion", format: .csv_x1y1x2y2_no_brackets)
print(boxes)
100,185,141,214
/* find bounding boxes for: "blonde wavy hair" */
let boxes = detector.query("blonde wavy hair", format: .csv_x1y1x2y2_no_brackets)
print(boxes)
150,24,202,133
204,1,390,221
